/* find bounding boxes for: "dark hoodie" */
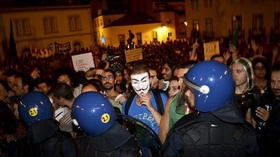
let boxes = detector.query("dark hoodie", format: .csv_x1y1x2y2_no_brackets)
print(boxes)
162,101,259,157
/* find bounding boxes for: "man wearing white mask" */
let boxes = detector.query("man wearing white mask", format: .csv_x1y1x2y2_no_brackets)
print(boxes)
122,64,168,134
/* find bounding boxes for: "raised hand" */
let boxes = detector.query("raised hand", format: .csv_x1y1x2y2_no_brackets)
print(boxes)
139,93,153,109
255,107,270,122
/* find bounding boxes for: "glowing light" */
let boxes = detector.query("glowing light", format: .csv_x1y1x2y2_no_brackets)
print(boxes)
157,25,168,35
184,21,188,26
101,36,105,44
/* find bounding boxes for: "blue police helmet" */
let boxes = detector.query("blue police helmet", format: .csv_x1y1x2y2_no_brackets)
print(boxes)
184,61,235,112
72,92,115,136
18,91,53,125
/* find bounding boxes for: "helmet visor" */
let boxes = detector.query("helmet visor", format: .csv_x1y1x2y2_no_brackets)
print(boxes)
184,78,210,95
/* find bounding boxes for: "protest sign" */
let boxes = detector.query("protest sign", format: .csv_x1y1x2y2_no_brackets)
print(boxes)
203,41,220,60
72,52,95,72
125,48,143,63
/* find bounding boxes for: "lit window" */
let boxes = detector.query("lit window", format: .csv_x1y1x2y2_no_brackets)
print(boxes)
252,14,263,32
136,32,142,45
43,16,58,34
193,19,199,31
168,32,172,37
205,17,213,37
100,19,103,27
118,34,125,46
191,0,199,10
232,15,242,31
15,18,32,36
152,31,158,42
204,0,213,8
68,15,82,32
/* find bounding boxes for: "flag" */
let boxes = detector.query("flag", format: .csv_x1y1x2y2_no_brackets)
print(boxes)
9,19,17,66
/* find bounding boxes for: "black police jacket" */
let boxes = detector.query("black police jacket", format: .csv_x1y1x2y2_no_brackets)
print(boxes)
75,122,141,157
162,102,259,157
26,119,75,157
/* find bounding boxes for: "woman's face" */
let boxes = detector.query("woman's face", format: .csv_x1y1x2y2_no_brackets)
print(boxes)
161,63,172,81
254,62,266,79
232,63,248,87
168,80,179,97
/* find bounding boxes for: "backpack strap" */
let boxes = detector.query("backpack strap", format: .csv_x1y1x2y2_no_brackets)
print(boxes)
125,92,136,115
125,90,164,115
151,90,164,115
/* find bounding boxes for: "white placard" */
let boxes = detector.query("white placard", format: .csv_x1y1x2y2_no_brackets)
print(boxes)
71,52,95,72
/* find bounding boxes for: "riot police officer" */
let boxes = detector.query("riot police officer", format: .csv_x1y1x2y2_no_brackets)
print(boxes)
162,61,259,157
18,91,75,157
72,92,141,157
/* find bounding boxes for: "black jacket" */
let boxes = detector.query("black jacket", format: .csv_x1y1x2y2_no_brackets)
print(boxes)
75,122,141,157
234,87,272,132
26,119,75,157
162,102,259,157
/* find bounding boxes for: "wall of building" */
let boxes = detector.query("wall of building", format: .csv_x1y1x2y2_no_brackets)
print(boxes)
102,23,176,47
94,11,177,47
185,0,280,41
153,1,187,39
94,13,124,45
160,11,177,39
0,5,94,61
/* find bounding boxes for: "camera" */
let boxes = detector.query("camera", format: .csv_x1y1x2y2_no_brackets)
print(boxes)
105,55,114,62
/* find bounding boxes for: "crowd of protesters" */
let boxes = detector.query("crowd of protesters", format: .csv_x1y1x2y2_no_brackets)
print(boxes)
0,34,280,156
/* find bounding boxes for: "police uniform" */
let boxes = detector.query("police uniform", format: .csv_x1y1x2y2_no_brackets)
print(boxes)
75,122,140,157
72,92,141,157
161,61,259,157
18,91,75,157
162,103,259,157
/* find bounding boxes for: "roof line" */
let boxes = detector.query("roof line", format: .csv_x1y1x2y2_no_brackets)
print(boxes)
0,5,91,13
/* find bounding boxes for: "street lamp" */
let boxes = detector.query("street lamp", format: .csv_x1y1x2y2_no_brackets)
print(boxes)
184,21,188,27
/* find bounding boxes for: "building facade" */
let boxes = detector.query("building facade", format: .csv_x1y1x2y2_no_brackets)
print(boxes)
94,12,124,45
93,0,185,47
185,0,280,41
153,0,187,39
94,13,177,47
0,5,94,61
